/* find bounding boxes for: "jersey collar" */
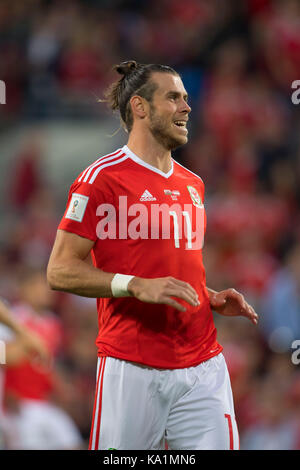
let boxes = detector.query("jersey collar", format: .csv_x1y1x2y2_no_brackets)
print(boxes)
123,145,174,179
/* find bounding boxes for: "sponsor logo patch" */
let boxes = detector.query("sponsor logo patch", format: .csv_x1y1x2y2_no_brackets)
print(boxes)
140,190,156,201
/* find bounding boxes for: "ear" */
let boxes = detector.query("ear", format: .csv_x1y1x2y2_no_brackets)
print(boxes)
130,95,147,119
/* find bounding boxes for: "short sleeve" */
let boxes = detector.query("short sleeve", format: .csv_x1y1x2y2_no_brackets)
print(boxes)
58,180,112,242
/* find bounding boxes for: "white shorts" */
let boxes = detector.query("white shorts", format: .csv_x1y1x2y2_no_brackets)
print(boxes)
89,353,239,450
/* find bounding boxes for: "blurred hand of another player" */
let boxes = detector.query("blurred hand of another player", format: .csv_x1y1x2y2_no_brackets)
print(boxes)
209,288,258,325
128,276,200,312
18,328,50,365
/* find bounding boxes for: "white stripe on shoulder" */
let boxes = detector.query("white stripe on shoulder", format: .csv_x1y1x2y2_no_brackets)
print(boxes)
173,159,204,183
83,151,124,183
88,153,128,184
78,149,123,183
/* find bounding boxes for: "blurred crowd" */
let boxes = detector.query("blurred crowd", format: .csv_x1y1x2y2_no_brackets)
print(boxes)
0,0,300,450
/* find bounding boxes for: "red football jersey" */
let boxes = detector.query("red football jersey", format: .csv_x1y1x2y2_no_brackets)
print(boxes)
58,145,222,368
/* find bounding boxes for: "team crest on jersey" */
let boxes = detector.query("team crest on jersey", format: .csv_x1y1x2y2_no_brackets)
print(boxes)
187,186,203,208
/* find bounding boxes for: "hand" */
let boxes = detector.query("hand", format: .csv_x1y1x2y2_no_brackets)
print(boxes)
128,276,200,312
18,329,50,365
209,288,258,325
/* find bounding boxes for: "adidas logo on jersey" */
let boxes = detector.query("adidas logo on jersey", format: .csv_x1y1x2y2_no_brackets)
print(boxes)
140,190,156,201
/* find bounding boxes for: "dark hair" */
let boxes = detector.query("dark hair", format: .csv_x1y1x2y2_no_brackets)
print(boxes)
104,60,178,132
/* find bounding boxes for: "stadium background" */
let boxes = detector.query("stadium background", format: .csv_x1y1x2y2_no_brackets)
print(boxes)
0,0,300,449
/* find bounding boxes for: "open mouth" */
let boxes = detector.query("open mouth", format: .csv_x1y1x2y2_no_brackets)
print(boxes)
174,121,188,133
174,121,187,127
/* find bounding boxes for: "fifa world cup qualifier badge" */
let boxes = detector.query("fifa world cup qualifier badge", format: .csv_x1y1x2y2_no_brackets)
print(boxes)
65,193,89,222
187,185,203,208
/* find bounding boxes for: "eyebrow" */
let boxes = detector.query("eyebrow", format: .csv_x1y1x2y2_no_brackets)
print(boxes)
166,90,189,101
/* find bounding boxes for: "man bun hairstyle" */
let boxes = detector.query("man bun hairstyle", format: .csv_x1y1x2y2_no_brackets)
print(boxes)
115,60,138,77
104,60,178,132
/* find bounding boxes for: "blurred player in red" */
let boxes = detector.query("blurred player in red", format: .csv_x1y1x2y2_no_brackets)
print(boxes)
0,268,82,449
47,61,258,450
0,296,48,449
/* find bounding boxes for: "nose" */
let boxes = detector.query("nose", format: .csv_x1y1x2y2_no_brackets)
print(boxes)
180,99,191,114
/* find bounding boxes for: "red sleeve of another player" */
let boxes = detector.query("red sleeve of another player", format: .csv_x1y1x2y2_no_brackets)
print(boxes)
58,180,111,242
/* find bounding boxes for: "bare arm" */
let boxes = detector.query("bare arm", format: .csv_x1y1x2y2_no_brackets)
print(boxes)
47,230,199,311
47,229,115,297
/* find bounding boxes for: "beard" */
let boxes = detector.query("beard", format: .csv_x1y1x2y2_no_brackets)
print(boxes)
148,105,187,151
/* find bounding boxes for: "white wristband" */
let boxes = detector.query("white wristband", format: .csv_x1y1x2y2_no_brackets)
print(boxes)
111,274,135,297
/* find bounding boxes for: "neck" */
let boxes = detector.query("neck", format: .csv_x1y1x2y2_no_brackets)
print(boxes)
126,128,172,174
